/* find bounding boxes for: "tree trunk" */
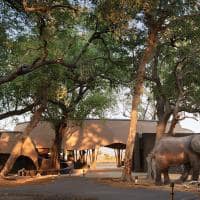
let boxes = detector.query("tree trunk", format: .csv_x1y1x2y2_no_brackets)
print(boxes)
146,106,171,180
121,29,158,181
50,142,60,170
155,112,171,141
167,114,179,136
0,105,45,177
50,121,67,170
167,96,182,136
146,152,156,181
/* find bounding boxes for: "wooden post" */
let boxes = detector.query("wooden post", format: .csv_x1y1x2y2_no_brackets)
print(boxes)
74,150,77,162
86,150,89,164
121,149,124,165
92,149,95,162
91,149,96,169
91,148,99,169
117,148,121,167
170,182,175,200
89,149,92,164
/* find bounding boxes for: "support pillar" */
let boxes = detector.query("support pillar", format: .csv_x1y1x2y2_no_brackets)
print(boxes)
116,148,121,167
91,148,99,169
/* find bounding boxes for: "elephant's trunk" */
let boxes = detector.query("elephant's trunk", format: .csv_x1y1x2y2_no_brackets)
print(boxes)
146,152,156,181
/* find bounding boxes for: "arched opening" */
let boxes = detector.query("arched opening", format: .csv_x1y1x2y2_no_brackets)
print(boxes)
96,143,126,169
11,155,37,173
105,143,126,168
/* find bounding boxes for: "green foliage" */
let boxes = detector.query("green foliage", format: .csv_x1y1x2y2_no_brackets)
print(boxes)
73,88,115,119
147,8,200,115
1,0,200,125
0,77,33,113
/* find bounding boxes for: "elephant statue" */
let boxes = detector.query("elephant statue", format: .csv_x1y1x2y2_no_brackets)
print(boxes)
151,135,200,185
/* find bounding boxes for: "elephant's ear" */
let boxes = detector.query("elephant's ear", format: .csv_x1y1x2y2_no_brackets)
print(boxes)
191,135,200,153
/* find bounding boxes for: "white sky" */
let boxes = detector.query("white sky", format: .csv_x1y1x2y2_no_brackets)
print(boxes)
180,117,200,133
0,89,200,133
1,110,199,134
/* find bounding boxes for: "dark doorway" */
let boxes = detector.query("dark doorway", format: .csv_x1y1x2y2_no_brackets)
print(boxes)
11,155,37,173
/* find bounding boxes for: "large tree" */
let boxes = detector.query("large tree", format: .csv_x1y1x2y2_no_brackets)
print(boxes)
146,10,200,140
93,0,200,181
0,0,131,175
121,0,200,181
145,32,200,179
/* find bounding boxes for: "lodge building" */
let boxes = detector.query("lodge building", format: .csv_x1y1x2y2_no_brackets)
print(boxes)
0,119,193,173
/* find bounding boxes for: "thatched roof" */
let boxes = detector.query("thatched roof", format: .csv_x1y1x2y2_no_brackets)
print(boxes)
0,131,21,153
0,132,39,167
14,121,55,150
0,122,55,154
0,119,193,153
63,119,193,150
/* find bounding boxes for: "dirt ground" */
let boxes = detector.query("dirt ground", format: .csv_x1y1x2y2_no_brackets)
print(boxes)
97,177,200,194
0,174,199,200
0,175,57,187
0,193,96,200
0,176,97,200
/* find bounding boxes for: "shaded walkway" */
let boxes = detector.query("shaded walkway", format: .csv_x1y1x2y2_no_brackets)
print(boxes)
0,177,199,200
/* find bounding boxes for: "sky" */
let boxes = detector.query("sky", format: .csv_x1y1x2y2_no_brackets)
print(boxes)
1,104,199,133
179,117,200,133
0,87,200,133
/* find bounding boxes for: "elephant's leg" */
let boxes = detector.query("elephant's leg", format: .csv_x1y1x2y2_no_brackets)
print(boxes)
179,163,191,182
192,163,199,181
163,169,170,185
190,155,200,181
155,169,162,185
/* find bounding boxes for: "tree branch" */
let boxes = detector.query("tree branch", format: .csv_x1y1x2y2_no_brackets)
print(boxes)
0,59,76,86
179,114,199,121
0,102,38,120
73,28,109,65
168,58,187,135
22,0,77,13
49,85,90,117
